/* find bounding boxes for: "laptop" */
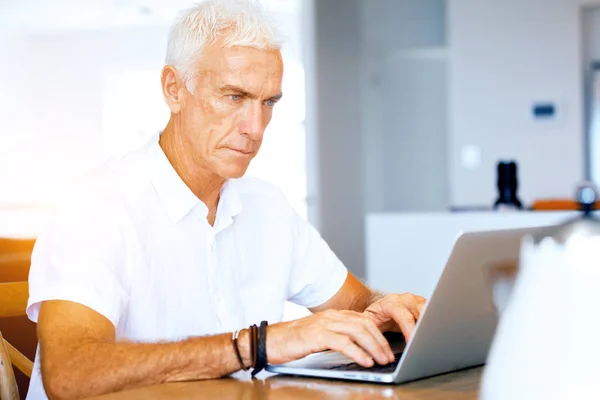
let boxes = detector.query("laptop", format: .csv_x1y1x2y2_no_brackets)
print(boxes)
267,227,542,384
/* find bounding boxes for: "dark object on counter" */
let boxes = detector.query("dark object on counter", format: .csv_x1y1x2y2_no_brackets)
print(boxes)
494,161,523,210
576,182,598,217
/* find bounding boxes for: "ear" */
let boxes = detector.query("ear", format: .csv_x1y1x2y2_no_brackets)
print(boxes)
161,65,186,114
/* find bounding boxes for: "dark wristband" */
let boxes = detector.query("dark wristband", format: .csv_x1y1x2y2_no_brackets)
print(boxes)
251,320,269,377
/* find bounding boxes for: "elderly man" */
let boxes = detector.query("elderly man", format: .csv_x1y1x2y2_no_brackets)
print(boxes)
25,1,425,399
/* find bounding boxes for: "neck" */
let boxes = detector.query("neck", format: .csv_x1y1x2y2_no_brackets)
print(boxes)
159,119,225,215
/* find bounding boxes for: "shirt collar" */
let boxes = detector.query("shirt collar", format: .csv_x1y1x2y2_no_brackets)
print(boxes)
214,179,243,231
147,138,243,225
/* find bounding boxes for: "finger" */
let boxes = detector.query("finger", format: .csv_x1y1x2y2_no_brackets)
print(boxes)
416,297,427,316
402,294,425,320
356,314,395,362
329,318,391,365
389,307,417,341
326,332,374,367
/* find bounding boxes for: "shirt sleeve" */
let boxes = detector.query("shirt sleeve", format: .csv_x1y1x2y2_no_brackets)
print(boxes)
286,211,348,309
26,189,129,327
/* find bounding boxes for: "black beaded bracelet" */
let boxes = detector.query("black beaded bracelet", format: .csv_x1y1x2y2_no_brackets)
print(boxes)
251,321,268,377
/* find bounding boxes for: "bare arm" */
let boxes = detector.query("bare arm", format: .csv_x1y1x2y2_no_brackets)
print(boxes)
310,272,383,313
38,300,252,400
39,298,404,400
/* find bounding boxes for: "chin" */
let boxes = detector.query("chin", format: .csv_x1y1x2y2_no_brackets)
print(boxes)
217,164,250,180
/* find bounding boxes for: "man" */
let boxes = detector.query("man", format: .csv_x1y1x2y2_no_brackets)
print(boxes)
26,1,425,399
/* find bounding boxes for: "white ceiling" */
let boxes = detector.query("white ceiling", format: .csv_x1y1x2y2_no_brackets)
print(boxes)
0,0,300,32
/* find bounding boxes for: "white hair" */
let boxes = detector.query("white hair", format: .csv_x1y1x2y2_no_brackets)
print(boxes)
165,0,284,91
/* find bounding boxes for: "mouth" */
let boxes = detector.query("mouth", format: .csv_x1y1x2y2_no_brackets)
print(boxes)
225,147,254,156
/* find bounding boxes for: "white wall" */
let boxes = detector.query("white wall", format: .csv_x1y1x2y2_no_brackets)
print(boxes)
313,0,365,278
312,0,450,278
360,0,448,214
448,0,586,208
314,0,448,278
0,27,170,205
582,5,600,185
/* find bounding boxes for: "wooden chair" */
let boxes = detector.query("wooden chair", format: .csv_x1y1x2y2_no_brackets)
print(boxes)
0,238,35,283
0,282,33,400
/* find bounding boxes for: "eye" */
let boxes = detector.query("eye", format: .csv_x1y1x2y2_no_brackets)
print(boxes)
265,99,277,107
229,94,243,102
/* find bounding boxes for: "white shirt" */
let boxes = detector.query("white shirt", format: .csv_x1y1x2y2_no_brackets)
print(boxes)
25,135,348,399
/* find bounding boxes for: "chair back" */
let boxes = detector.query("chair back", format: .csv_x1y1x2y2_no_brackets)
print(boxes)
0,282,33,400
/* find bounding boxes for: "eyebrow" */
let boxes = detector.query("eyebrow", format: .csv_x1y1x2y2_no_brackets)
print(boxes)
219,84,283,102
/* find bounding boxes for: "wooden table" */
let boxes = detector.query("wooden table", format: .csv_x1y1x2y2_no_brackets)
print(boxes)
86,367,482,400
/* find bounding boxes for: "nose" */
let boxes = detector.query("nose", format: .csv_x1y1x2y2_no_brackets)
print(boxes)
239,101,266,140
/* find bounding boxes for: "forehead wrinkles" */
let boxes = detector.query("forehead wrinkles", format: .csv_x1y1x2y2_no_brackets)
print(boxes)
196,45,282,88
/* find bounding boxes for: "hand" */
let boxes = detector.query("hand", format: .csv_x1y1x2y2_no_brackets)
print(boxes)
267,310,396,368
363,293,426,340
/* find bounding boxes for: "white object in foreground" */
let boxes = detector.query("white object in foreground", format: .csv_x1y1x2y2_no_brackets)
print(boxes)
481,233,600,400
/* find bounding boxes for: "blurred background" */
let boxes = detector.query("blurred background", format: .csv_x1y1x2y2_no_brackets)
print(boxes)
3,0,600,276
2,0,600,396
2,0,600,275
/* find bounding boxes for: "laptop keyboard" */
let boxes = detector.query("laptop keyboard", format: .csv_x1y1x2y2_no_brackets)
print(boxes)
326,352,403,374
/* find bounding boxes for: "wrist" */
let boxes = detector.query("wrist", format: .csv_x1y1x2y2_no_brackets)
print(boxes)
265,323,281,365
366,291,385,308
265,321,295,365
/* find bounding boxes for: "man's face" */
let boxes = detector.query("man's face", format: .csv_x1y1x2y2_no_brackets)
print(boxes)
176,45,284,179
